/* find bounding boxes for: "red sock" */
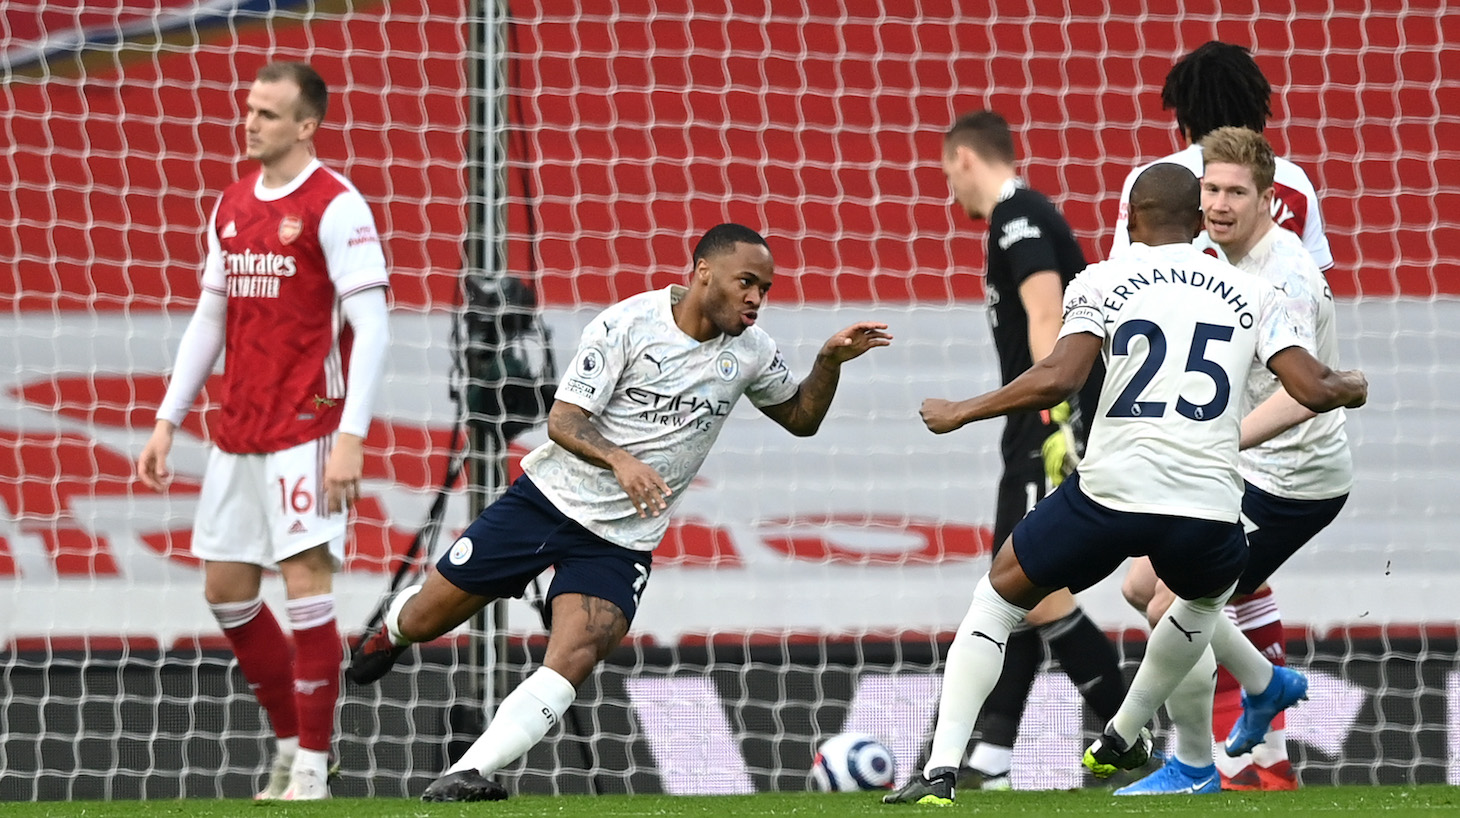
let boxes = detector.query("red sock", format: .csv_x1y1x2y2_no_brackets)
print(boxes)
288,596,342,753
1212,666,1243,740
218,602,299,740
1234,588,1287,731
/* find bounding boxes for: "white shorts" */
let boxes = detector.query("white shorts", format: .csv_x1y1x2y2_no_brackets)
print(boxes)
191,436,347,568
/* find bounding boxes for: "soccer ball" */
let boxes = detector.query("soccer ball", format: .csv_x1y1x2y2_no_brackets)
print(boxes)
810,732,896,791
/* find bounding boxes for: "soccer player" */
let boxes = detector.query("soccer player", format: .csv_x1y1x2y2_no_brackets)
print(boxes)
1113,41,1339,789
885,163,1366,806
135,62,390,801
346,223,891,802
1111,127,1353,796
1110,41,1333,271
935,110,1126,789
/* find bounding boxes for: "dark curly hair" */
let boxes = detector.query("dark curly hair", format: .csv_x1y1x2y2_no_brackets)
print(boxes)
1161,41,1271,141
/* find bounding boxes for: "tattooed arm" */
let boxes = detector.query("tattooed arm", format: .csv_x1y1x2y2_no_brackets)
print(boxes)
548,401,671,518
759,321,891,437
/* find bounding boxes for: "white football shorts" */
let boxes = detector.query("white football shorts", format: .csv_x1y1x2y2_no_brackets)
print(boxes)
190,435,347,568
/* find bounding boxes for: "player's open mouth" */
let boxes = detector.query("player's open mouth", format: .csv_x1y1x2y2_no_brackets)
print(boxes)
741,312,757,327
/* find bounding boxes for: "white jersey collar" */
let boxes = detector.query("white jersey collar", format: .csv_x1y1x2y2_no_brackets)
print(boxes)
996,177,1023,203
1234,222,1283,270
253,158,323,202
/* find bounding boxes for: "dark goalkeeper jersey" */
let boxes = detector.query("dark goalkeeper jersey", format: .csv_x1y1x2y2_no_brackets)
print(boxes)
983,181,1102,451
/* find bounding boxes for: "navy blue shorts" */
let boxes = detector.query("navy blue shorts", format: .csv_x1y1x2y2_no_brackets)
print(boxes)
1012,472,1248,601
1236,482,1347,594
434,475,653,625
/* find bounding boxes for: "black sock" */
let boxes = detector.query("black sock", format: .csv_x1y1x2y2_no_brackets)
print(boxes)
969,626,1044,753
1041,607,1126,723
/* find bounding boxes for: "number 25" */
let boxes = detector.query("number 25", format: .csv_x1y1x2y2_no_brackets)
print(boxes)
1106,320,1233,421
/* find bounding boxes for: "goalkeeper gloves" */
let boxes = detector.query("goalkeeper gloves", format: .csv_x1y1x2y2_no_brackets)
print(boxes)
1041,400,1082,488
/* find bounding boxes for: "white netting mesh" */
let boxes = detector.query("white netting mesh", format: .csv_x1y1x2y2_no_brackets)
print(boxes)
0,0,1455,799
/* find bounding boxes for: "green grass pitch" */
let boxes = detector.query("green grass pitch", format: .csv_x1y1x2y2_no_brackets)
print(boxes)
5,788,1460,817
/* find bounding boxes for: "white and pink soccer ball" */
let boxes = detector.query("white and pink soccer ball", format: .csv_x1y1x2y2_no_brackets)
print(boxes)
810,732,896,792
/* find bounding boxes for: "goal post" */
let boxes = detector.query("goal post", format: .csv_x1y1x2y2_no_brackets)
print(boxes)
0,0,1456,801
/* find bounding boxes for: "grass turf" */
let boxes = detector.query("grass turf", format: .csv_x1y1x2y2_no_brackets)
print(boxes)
4,787,1460,817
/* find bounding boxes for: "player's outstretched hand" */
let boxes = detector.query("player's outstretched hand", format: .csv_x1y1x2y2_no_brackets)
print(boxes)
136,421,175,491
819,322,892,364
610,455,673,518
324,433,366,514
920,398,965,434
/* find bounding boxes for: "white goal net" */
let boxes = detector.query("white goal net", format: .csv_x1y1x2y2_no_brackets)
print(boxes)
1,0,1455,800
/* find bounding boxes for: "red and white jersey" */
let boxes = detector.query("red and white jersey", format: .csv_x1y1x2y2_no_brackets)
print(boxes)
1110,144,1334,271
200,159,389,454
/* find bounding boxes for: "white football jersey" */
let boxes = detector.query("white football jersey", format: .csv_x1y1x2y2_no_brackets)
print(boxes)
1110,144,1334,271
522,285,799,551
1234,227,1352,499
1060,243,1308,522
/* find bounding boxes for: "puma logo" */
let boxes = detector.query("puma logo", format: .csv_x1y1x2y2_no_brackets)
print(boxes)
644,352,665,373
294,678,329,695
1166,615,1201,642
970,631,1005,653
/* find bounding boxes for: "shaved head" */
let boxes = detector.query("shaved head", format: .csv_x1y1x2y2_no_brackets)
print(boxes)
1129,163,1203,232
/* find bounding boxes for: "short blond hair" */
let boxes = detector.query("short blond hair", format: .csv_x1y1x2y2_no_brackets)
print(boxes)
1200,126,1275,191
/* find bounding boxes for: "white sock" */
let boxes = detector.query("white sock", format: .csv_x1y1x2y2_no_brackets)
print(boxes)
209,597,264,629
1108,582,1234,745
1164,646,1217,769
276,735,300,764
1211,614,1274,694
285,593,336,630
448,667,577,777
292,746,329,778
384,585,422,646
924,575,1030,777
968,742,1012,776
1215,750,1250,777
1251,729,1289,766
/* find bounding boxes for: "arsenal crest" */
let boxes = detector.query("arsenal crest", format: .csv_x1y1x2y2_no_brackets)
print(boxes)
278,215,303,245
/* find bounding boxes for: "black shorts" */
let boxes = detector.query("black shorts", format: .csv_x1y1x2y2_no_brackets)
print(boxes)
1011,473,1248,601
993,415,1052,552
434,475,653,625
1236,482,1348,595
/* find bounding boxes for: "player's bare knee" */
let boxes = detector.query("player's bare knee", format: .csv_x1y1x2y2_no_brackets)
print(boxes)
987,545,1046,609
1024,589,1077,626
395,596,451,643
278,545,334,599
203,584,253,606
1146,586,1178,628
1121,573,1153,613
394,600,428,642
541,640,599,688
1121,558,1158,613
202,563,263,605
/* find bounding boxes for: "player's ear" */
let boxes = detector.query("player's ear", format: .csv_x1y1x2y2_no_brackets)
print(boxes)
694,258,712,285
